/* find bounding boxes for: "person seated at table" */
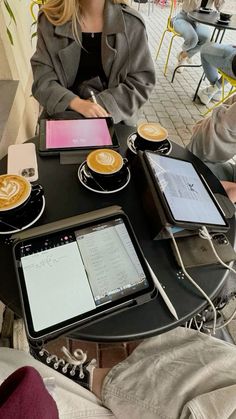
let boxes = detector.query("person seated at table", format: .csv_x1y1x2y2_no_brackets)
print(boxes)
187,94,236,202
173,0,225,73
198,42,236,105
31,0,155,125
2,326,236,418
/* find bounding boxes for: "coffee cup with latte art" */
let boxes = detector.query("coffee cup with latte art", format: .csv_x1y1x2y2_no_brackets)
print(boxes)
136,122,169,151
0,174,43,215
87,149,127,187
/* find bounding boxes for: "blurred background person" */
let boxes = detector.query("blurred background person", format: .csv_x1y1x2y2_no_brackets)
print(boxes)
198,42,236,105
173,0,225,72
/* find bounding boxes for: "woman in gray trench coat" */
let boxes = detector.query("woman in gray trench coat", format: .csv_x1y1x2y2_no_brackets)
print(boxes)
31,0,156,125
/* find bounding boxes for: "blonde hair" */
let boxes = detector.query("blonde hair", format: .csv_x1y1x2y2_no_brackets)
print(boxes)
42,0,127,27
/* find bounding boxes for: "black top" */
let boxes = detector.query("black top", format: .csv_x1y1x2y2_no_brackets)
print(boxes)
71,32,107,95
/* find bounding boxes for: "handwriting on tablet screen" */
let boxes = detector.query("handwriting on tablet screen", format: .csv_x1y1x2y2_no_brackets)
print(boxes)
21,244,96,331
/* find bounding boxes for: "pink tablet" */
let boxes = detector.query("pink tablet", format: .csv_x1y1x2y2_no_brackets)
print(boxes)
46,119,112,149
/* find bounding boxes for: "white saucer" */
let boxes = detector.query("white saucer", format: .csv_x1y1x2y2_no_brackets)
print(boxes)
78,162,131,194
0,196,45,235
127,133,172,155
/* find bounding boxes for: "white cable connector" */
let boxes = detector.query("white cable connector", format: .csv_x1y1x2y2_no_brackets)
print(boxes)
166,227,217,334
199,226,236,276
198,226,236,331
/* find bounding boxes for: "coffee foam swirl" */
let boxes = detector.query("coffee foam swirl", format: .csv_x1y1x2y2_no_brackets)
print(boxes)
87,149,123,174
0,175,31,211
95,152,115,166
0,179,21,200
138,123,168,141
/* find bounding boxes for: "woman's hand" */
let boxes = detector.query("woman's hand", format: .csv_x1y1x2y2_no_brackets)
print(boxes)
221,181,236,203
69,96,109,118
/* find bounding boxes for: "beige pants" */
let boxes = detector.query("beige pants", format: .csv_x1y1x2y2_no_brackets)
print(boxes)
1,327,236,418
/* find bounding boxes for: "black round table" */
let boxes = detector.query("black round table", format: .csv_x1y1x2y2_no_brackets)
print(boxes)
188,11,236,32
0,124,234,342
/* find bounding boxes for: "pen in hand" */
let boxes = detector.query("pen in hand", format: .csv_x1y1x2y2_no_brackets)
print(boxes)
90,90,110,117
90,90,98,104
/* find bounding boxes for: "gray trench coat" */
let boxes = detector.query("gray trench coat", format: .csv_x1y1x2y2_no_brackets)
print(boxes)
31,0,156,124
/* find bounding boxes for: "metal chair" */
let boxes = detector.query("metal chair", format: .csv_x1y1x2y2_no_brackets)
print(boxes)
203,69,236,116
131,0,155,16
155,0,180,76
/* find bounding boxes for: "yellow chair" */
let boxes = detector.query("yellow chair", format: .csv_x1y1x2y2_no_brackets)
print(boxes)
203,70,236,116
155,0,180,76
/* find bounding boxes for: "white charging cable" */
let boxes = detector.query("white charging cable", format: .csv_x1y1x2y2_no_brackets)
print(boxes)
199,226,236,275
166,227,217,335
198,226,236,331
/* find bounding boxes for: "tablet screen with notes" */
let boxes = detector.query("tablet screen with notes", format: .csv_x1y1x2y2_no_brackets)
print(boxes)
13,212,155,340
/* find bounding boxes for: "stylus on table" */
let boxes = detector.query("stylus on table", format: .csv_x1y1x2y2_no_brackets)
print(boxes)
90,90,98,104
145,259,179,320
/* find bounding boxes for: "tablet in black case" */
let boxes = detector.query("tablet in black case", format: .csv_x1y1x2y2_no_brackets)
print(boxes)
13,208,155,341
143,151,229,232
39,117,119,156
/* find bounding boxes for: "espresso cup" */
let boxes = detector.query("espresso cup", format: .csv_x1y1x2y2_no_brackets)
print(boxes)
136,122,168,151
86,149,127,187
0,174,43,216
220,12,232,21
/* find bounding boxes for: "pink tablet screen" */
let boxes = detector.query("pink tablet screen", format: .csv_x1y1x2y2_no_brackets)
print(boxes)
46,119,112,149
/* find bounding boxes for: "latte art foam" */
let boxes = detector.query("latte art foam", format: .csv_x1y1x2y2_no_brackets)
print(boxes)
95,152,115,166
87,149,123,174
137,122,168,142
0,179,20,200
0,174,31,211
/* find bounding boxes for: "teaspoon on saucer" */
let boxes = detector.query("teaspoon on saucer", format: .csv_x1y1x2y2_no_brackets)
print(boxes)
0,218,19,230
81,165,106,191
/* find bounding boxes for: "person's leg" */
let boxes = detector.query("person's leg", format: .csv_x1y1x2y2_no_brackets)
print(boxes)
201,43,236,85
173,15,199,73
92,368,110,400
100,327,236,419
173,15,199,57
199,43,236,104
173,14,209,73
189,23,210,58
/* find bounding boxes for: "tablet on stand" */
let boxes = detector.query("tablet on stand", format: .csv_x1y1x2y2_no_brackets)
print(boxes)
136,151,229,240
39,117,119,163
